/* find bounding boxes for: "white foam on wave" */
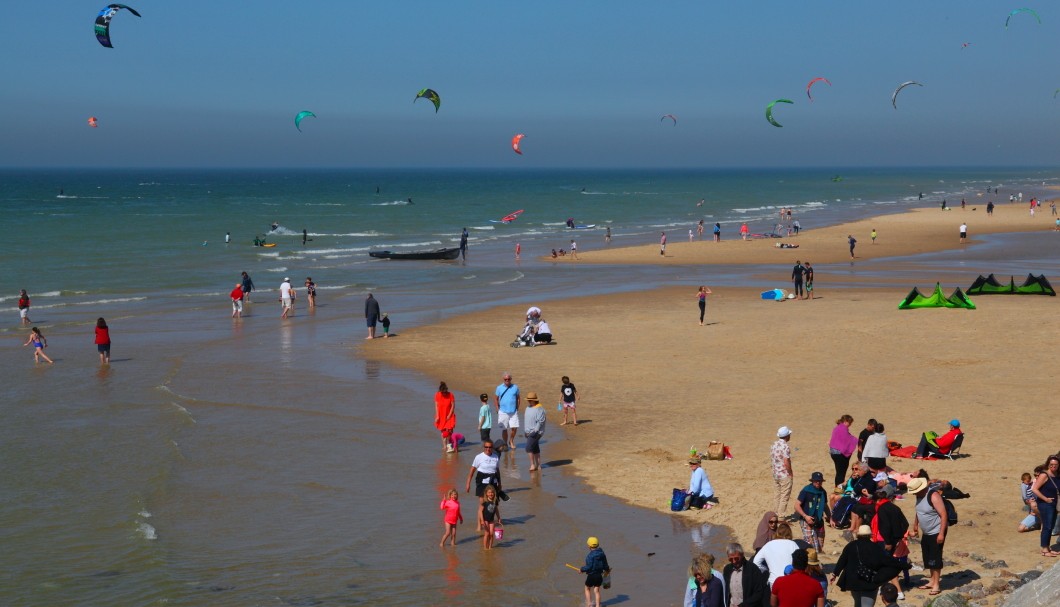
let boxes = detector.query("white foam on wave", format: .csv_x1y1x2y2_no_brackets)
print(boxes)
293,246,371,255
303,203,343,206
541,222,567,226
470,225,495,231
169,402,196,423
137,522,157,541
370,200,412,206
265,267,288,273
462,275,477,280
257,251,279,258
33,297,148,310
490,271,524,285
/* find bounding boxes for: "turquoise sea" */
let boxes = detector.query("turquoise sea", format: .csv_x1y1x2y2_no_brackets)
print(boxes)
2,167,1058,606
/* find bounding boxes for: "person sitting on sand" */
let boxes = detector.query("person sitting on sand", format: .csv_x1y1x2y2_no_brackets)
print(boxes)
912,419,963,459
686,457,718,510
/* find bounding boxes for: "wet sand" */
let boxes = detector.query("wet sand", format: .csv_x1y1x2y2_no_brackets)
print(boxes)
556,200,1056,266
365,208,1060,606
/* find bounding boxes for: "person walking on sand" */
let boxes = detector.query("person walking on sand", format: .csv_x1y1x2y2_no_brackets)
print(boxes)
241,271,254,303
579,536,611,607
434,382,457,454
740,222,749,240
365,293,380,339
560,375,578,425
689,229,694,242
791,261,805,300
95,317,111,365
523,392,546,471
772,426,794,517
305,277,316,308
23,327,54,364
847,234,857,259
466,441,502,505
570,240,578,259
696,285,712,325
713,222,721,242
871,229,877,244
495,372,521,450
17,289,31,325
477,393,493,443
279,277,294,319
804,262,815,300
660,232,667,255
959,223,967,244
230,283,243,318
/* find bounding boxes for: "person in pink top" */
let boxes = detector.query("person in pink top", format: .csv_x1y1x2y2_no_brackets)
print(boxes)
660,232,667,255
740,222,749,240
828,414,859,488
439,488,463,547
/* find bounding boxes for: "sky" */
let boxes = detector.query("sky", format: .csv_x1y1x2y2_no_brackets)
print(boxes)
2,1,1059,169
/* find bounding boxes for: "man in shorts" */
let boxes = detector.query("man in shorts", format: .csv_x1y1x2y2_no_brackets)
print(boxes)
465,441,501,507
279,277,293,319
495,372,521,450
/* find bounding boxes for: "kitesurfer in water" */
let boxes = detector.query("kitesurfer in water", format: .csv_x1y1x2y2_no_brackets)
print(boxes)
302,229,308,246
271,221,279,231
407,198,414,205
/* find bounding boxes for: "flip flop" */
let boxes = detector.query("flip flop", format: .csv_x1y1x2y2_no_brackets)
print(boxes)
916,584,932,590
927,590,941,596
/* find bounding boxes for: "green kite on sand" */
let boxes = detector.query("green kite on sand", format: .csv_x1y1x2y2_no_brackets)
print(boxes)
898,283,976,310
967,273,1055,296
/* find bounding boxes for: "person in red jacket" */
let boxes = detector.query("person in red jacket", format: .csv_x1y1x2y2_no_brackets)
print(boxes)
913,420,963,458
95,317,111,365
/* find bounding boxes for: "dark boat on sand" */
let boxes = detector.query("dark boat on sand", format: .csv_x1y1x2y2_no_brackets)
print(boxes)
368,247,461,260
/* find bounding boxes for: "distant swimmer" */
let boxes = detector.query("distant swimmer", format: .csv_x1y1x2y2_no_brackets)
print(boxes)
697,198,704,207
376,186,380,194
225,231,230,244
271,222,279,231
302,228,307,246
407,197,414,205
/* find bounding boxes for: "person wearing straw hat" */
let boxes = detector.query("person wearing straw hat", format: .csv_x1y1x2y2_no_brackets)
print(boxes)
523,392,546,471
908,477,948,595
832,524,905,607
686,456,717,510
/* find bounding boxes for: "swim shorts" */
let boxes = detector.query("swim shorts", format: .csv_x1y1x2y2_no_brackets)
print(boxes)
497,411,519,429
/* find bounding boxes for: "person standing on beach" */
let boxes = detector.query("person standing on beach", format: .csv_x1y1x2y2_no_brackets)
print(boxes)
460,227,469,260
570,240,577,259
495,372,521,450
959,223,967,244
241,271,254,303
17,289,31,325
95,318,111,365
477,393,493,443
279,277,293,319
697,219,705,238
870,229,877,244
723,543,768,607
909,477,949,595
23,327,53,364
466,441,502,505
304,277,316,309
689,229,694,242
660,232,667,255
791,261,805,300
771,548,824,607
794,472,830,551
740,223,749,240
987,201,994,216
793,219,801,235
1052,201,1057,216
560,376,578,425
434,382,457,454
523,392,545,471
365,293,380,339
579,537,611,607
230,283,244,318
847,234,857,259
605,226,611,243
713,222,721,242
803,262,814,300
696,285,712,325
515,242,521,260
772,426,794,517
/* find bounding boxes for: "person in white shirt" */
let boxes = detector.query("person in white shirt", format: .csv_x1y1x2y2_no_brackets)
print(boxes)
752,522,800,587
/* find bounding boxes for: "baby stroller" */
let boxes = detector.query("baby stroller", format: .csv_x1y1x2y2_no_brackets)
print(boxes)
510,319,538,347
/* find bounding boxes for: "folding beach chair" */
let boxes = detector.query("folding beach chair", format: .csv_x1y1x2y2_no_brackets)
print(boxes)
939,433,964,460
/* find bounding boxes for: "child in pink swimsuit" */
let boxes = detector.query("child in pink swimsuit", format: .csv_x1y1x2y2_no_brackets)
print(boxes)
439,489,463,547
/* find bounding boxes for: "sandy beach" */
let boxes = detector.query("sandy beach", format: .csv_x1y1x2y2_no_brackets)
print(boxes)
366,204,1060,606
560,199,1056,266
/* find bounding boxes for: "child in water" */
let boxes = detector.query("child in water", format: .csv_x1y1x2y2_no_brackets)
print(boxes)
23,327,54,364
381,313,390,338
480,485,502,550
439,488,463,547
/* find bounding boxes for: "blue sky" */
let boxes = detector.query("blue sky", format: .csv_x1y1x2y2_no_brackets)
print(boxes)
2,2,1058,168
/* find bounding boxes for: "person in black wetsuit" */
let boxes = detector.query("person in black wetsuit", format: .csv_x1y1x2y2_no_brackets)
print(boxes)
791,261,805,299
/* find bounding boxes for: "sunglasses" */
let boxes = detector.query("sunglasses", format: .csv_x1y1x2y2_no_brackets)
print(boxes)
768,519,778,524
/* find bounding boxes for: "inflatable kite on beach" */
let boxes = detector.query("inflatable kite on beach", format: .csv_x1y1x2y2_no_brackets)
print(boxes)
898,283,975,310
87,116,98,128
414,88,441,113
765,99,794,128
660,114,677,126
967,273,1055,296
806,77,831,102
94,4,141,48
1005,8,1041,29
511,133,525,155
891,81,923,109
294,111,316,132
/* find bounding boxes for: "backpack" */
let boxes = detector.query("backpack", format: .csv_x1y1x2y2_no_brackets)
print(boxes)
671,488,691,512
928,488,958,525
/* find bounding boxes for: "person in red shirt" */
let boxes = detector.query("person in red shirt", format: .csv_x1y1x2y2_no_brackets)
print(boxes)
95,317,111,365
230,283,244,318
771,548,824,607
913,420,963,458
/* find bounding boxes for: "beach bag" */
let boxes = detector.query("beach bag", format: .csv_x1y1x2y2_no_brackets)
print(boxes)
602,570,612,589
706,441,725,461
671,488,691,512
928,488,958,525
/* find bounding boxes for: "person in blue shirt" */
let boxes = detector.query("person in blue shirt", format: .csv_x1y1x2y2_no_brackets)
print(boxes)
495,372,521,450
687,457,717,509
580,536,610,607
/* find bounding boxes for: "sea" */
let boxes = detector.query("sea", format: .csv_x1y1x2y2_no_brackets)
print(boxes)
2,167,1058,606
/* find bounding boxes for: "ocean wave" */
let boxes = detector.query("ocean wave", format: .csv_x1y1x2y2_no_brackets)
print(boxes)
490,271,524,285
302,203,344,206
470,225,495,231
257,251,280,257
264,267,288,272
137,522,157,541
32,297,147,310
370,200,413,206
293,246,371,255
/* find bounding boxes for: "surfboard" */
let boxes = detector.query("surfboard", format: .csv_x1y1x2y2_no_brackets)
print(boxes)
489,209,524,224
573,224,596,229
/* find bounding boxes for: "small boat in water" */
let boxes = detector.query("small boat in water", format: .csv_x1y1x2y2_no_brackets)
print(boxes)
368,247,461,260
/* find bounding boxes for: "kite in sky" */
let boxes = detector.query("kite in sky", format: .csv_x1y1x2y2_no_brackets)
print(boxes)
88,117,99,128
94,4,141,48
294,111,316,132
511,133,525,155
891,81,923,109
806,77,831,102
1005,8,1041,29
414,88,441,113
660,114,677,126
961,42,973,48
765,99,793,128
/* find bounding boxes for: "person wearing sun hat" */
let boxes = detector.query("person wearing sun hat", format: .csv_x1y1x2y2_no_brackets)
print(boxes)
522,391,546,471
913,419,964,459
686,456,717,510
909,476,948,595
794,472,830,551
771,426,794,517
832,524,905,607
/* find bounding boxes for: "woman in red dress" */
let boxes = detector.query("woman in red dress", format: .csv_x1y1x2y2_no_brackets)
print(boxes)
434,382,457,453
